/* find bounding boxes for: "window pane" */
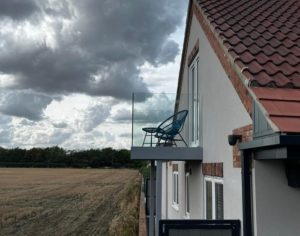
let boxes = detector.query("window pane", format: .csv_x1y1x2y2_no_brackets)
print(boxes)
191,67,195,142
189,57,200,145
173,173,179,205
186,175,189,213
215,183,224,219
173,173,175,203
206,181,212,219
176,174,179,204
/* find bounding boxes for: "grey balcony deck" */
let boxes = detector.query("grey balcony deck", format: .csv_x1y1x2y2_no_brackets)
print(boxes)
131,146,203,161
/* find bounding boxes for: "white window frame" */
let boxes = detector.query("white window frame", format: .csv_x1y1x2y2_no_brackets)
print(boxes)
204,176,224,220
188,56,200,147
185,172,190,218
172,171,179,210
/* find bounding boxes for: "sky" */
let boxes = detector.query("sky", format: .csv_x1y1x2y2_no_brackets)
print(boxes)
0,0,188,150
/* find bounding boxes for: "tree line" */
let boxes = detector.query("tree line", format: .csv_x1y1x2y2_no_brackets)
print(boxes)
0,146,145,169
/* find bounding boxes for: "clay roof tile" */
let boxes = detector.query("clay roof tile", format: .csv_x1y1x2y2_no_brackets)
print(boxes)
196,0,300,104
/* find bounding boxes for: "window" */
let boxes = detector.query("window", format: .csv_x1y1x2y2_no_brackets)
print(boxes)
188,56,200,146
185,172,190,216
204,177,224,220
172,164,179,209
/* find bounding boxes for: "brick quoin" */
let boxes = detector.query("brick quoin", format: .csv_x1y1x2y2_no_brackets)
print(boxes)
192,2,253,114
232,124,253,168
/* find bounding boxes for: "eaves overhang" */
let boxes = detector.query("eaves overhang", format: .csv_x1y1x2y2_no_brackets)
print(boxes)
131,146,203,161
238,133,300,160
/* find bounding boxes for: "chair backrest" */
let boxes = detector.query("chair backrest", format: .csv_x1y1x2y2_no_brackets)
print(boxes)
158,110,188,137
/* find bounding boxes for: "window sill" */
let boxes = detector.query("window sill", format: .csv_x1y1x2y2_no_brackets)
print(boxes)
172,204,179,211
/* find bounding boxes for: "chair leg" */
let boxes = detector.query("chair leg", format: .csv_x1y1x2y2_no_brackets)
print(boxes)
179,133,188,147
142,133,147,146
156,138,161,146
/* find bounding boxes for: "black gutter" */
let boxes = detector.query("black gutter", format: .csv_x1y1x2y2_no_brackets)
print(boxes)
241,150,253,236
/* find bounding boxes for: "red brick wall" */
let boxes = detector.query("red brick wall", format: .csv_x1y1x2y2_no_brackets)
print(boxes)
202,163,223,177
232,124,253,168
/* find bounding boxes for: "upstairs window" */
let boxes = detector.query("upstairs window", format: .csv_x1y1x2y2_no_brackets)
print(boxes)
185,172,190,216
188,56,200,146
172,164,179,208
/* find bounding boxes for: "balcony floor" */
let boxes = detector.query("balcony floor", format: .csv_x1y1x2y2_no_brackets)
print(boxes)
131,146,203,161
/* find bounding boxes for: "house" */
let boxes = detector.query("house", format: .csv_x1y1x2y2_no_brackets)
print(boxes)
132,0,300,235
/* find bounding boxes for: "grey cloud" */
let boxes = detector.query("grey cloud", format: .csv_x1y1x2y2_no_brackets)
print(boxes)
0,129,12,144
0,0,39,20
114,94,175,124
81,103,111,132
156,41,179,65
0,90,53,121
112,108,131,123
134,93,175,124
52,121,68,129
119,132,131,138
19,119,35,126
0,114,12,125
0,115,12,144
49,129,72,145
0,0,186,100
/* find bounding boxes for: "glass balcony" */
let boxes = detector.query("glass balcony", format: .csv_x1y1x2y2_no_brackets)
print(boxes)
131,93,203,161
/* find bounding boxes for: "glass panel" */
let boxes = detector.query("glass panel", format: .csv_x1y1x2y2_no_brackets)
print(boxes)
215,183,224,220
206,181,212,219
132,93,194,147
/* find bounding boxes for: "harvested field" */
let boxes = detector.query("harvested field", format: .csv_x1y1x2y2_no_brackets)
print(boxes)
0,168,141,236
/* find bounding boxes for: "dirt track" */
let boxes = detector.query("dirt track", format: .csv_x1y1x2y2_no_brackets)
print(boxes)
0,168,140,236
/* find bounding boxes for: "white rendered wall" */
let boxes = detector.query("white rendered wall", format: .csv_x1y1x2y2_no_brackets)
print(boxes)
254,160,300,236
165,12,252,221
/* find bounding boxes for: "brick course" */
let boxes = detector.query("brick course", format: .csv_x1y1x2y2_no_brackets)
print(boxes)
232,124,253,168
202,162,223,177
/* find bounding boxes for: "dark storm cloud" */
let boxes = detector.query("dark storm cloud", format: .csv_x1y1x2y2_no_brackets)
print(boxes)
0,90,53,121
0,0,186,100
0,0,39,20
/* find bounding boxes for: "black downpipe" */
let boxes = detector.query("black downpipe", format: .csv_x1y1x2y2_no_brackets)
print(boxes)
241,150,253,236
